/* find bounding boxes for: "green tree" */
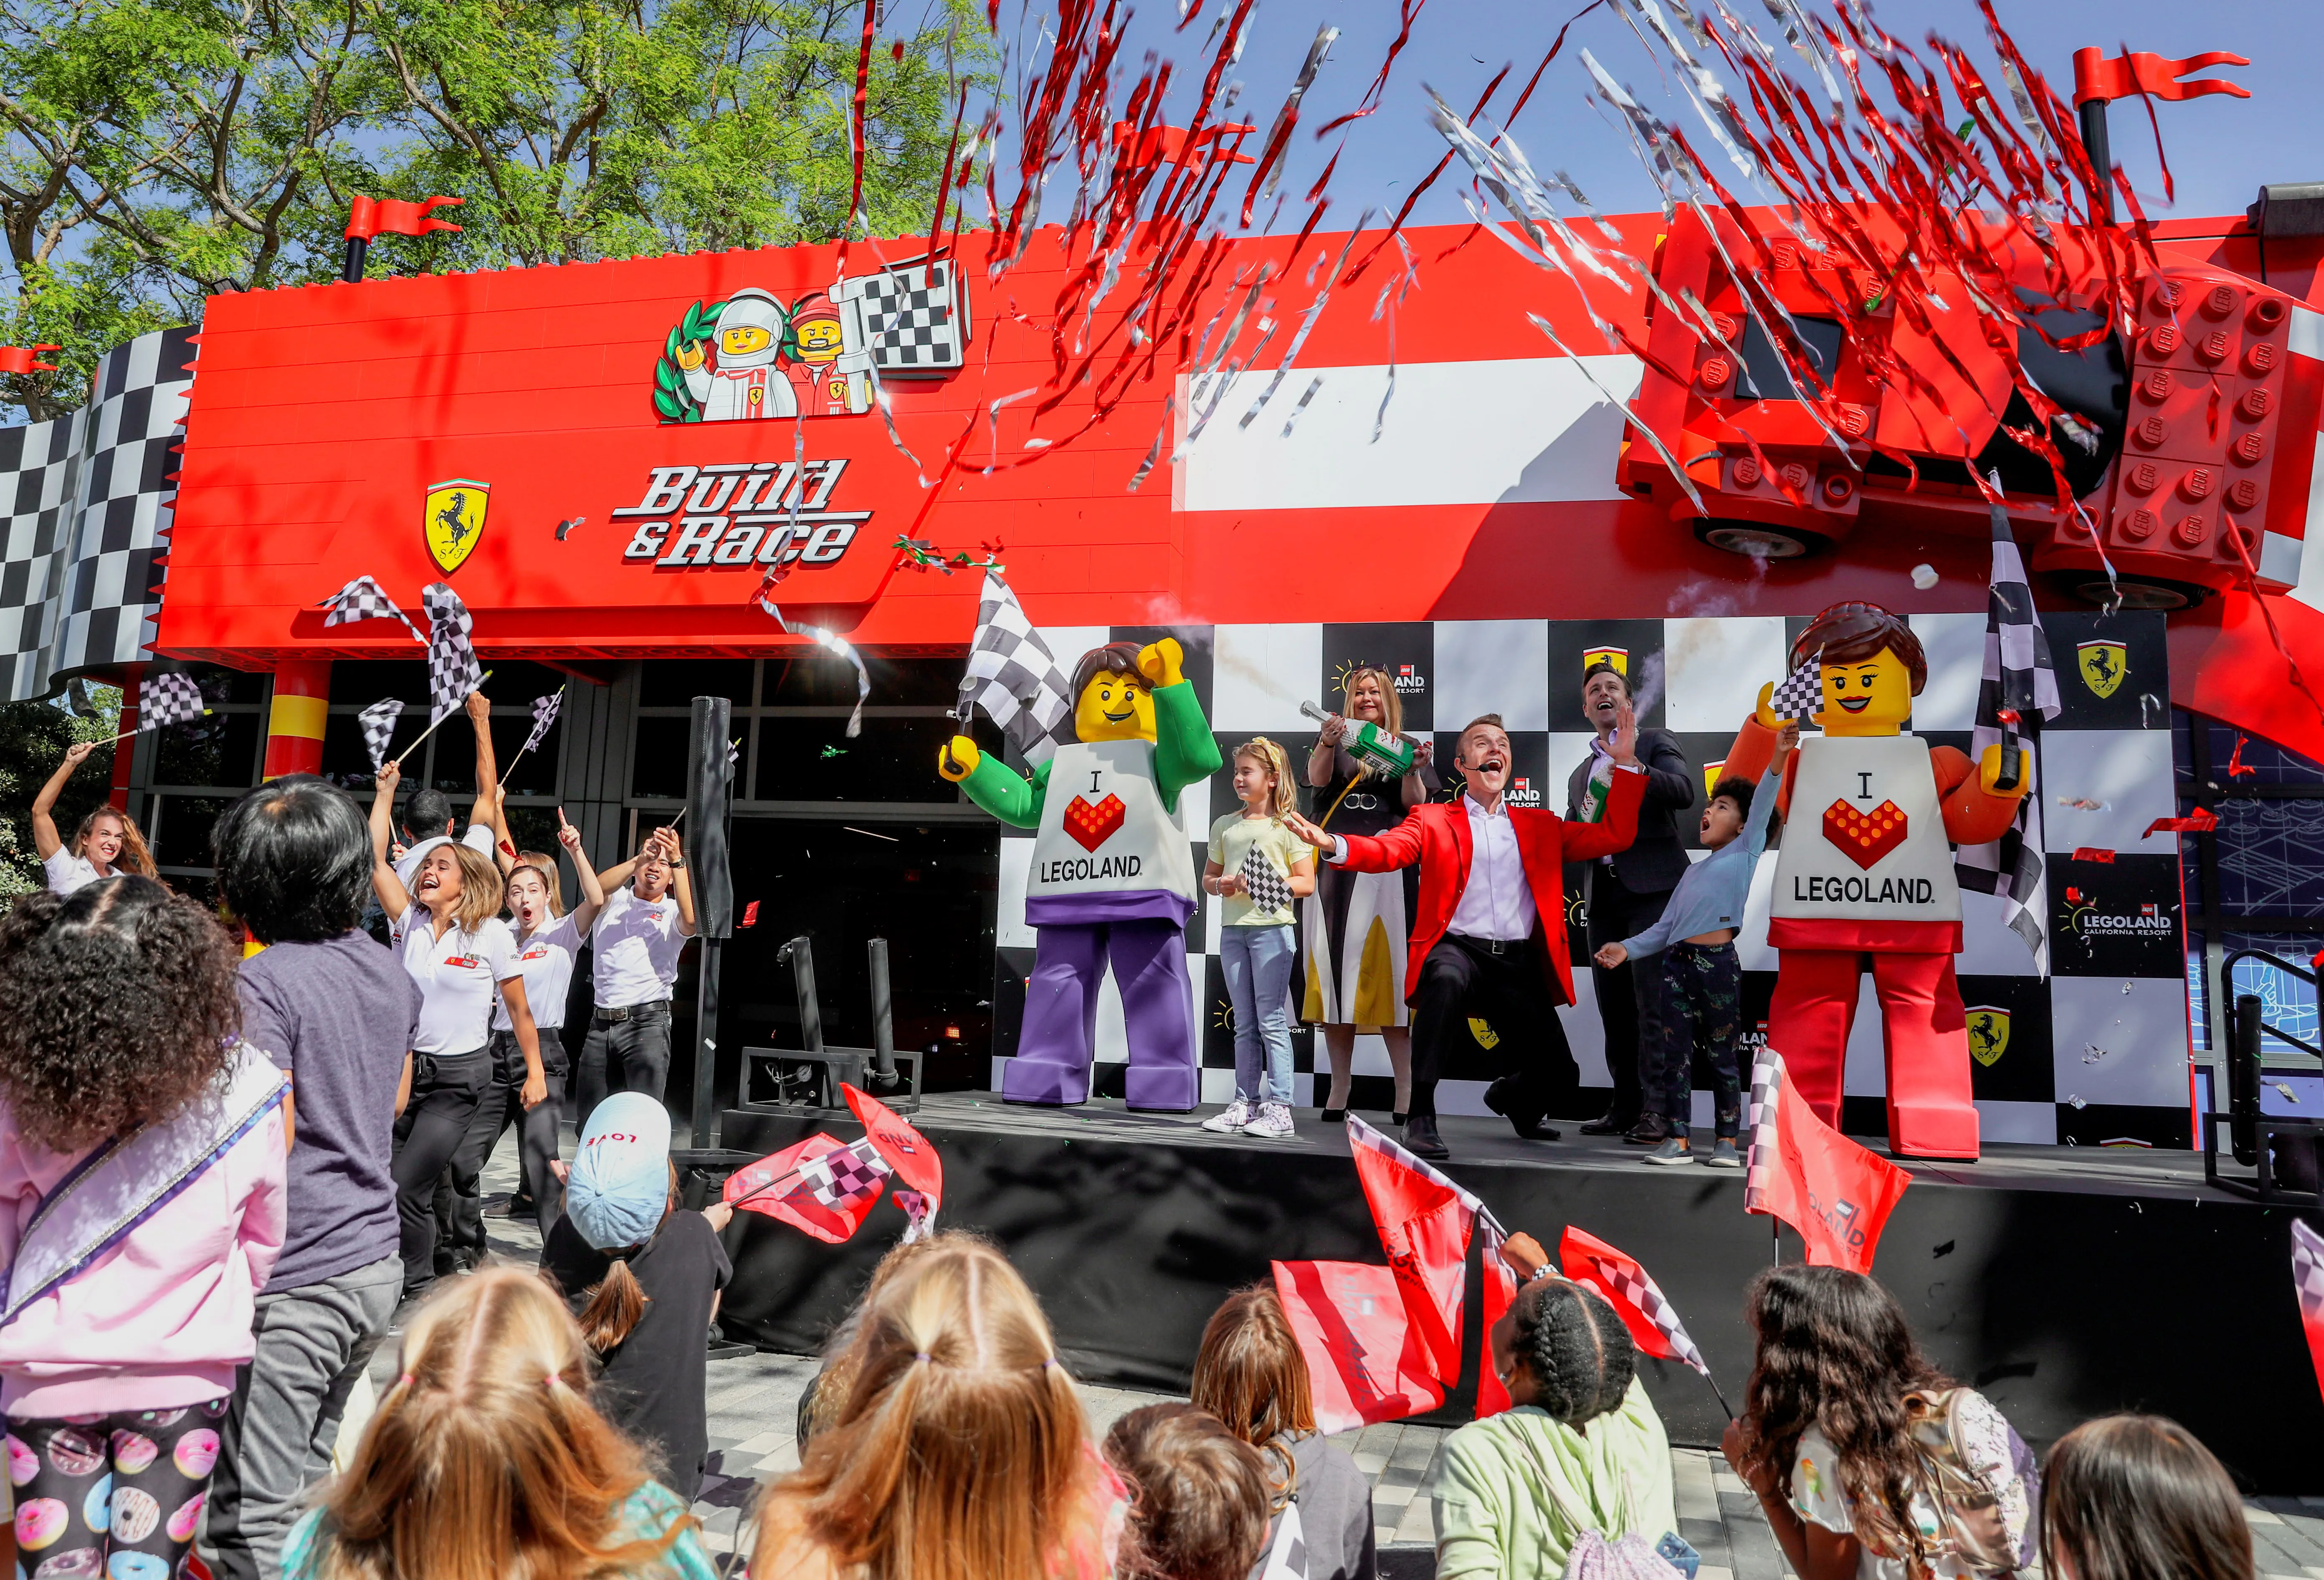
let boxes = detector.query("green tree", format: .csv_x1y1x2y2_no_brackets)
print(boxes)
0,685,121,904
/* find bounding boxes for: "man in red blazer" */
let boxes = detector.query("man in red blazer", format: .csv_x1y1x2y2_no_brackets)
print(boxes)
1284,707,1646,1158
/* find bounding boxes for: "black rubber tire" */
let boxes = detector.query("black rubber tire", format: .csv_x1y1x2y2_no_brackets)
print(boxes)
1692,518,1831,560
2048,570,2213,611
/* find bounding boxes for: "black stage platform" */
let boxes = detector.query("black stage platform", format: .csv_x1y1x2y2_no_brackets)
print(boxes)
715,1097,2320,1491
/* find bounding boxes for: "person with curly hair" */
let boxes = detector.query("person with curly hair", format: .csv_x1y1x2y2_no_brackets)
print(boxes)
1103,1404,1272,1580
369,760,544,1302
1430,1232,1677,1580
1721,1265,2039,1580
0,877,288,1580
30,739,156,893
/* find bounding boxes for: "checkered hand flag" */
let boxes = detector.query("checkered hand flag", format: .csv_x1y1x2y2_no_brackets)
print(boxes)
420,582,483,727
320,576,424,642
138,672,207,731
522,691,562,757
796,1136,891,1210
957,569,1075,766
358,699,405,771
1769,655,1823,721
1240,842,1293,914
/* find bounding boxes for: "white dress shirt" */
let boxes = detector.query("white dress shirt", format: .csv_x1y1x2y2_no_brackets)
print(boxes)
1447,794,1535,941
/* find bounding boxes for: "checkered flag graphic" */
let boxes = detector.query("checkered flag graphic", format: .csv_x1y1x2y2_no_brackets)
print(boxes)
1347,1115,1490,1219
1560,1228,1711,1377
833,258,968,374
1956,496,2062,974
359,699,404,771
797,1136,891,1209
522,690,562,757
1240,841,1293,914
420,582,482,727
137,671,207,731
1768,655,1823,722
957,569,1076,766
320,575,424,642
1744,1045,1784,1215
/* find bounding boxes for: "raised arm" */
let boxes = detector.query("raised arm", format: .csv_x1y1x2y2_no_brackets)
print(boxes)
1560,701,1645,863
30,741,95,861
557,809,609,936
1144,642,1224,809
369,761,415,920
466,691,500,838
662,826,697,937
1741,722,1799,861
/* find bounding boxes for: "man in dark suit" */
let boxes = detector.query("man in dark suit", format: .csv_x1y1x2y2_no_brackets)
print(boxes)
1565,660,1696,1144
1285,707,1645,1159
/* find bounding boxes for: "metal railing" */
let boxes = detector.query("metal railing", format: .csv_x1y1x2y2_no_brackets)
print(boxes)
738,934,922,1114
2202,948,2322,1200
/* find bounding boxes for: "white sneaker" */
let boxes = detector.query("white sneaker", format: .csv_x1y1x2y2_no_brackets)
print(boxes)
1202,1098,1253,1133
1243,1101,1296,1139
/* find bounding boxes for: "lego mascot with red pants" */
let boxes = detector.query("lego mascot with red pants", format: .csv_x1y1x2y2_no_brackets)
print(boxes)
1721,603,2029,1160
939,638,1222,1109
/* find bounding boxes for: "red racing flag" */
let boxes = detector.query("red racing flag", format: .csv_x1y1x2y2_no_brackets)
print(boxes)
843,1083,942,1215
1347,1116,1477,1387
1474,1218,1522,1420
724,1133,885,1243
2293,1220,2324,1406
344,194,463,240
1745,1048,1911,1274
1269,1259,1445,1434
1559,1226,1711,1377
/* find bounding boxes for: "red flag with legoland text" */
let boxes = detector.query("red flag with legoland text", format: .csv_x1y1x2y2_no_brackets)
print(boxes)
843,1083,942,1213
1745,1048,1910,1274
724,1133,883,1243
1270,1259,1445,1434
1347,1117,1475,1386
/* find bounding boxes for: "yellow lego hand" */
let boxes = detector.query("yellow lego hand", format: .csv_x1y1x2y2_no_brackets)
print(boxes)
1137,638,1185,689
938,736,981,781
1754,681,1782,732
1977,741,2029,798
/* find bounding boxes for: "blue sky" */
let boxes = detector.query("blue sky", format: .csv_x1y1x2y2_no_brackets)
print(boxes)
1081,0,2324,236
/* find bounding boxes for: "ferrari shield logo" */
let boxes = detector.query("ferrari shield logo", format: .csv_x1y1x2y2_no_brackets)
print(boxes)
424,479,490,575
1966,1006,2011,1067
1582,645,1629,676
1703,759,1727,799
2077,639,2128,699
1468,1017,1501,1050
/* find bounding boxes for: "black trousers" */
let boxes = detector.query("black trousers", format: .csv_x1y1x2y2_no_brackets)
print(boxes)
435,1028,567,1253
1408,931,1577,1121
576,1000,673,1117
391,1050,489,1296
1587,876,1675,1123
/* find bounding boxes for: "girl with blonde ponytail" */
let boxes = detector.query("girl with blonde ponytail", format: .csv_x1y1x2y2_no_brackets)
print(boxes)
756,1234,1128,1580
279,1266,715,1580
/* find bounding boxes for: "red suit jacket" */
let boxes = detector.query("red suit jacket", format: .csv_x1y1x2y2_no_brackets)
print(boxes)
1337,769,1644,1006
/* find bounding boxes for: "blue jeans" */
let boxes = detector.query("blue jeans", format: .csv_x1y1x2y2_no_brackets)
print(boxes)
1222,924,1297,1104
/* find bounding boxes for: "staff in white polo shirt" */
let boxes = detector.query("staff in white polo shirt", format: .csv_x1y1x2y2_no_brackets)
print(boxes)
577,823,696,1115
368,760,544,1301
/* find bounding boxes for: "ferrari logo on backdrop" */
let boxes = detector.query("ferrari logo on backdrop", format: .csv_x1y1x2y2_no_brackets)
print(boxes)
1582,646,1629,676
1966,1006,2011,1067
424,480,490,575
2077,640,2128,699
1703,758,1727,799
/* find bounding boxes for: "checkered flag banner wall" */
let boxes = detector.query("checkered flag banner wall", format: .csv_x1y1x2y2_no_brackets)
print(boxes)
522,690,562,757
1744,1044,1784,1217
958,569,1076,766
320,575,424,642
796,1136,891,1210
1240,842,1294,914
1768,655,1824,722
137,671,206,731
420,582,482,727
1956,494,2062,974
359,699,405,771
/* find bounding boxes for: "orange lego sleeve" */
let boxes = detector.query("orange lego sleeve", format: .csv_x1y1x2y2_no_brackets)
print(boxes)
1932,744,2025,846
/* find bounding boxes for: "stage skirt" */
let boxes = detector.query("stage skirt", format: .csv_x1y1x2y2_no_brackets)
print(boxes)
1301,864,1413,1029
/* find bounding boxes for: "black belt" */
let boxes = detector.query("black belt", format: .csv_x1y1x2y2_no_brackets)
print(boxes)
592,1000,669,1024
1452,932,1521,957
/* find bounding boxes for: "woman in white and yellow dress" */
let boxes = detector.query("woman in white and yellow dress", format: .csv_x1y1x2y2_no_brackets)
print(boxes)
1302,666,1437,1122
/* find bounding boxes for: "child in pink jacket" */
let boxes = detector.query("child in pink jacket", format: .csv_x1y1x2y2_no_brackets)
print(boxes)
0,877,287,1580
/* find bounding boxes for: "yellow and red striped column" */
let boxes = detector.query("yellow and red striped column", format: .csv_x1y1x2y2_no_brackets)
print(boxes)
261,661,332,780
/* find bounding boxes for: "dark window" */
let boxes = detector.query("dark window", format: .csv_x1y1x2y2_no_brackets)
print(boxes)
640,660,754,708
1735,312,1843,402
756,715,965,802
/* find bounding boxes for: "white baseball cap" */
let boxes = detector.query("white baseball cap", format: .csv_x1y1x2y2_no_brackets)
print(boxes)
567,1093,673,1250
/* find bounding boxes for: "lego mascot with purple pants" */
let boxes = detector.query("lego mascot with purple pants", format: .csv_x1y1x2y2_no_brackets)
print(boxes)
941,638,1222,1109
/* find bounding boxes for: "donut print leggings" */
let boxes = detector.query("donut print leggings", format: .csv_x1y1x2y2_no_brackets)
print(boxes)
8,1400,228,1580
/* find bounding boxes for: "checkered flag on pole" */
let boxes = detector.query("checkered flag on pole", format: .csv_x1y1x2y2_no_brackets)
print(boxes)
1768,655,1824,722
137,671,208,732
796,1136,891,1210
358,699,404,770
319,576,424,642
420,582,483,727
1955,493,2061,974
522,691,562,757
957,569,1076,766
1744,1044,1784,1215
1558,1226,1712,1379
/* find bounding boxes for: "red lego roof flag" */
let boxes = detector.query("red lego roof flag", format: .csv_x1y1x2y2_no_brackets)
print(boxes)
0,345,61,375
344,194,464,241
2070,46,2249,107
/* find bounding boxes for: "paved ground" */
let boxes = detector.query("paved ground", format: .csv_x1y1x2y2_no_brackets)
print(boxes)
408,1129,2324,1577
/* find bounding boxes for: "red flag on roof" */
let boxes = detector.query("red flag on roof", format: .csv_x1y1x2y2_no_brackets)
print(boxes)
1745,1049,1911,1275
1559,1226,1711,1377
844,1084,942,1213
345,194,463,240
1269,1259,1445,1434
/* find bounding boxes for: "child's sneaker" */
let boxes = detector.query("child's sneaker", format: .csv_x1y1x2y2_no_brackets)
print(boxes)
1642,1136,1694,1166
1702,1137,1743,1168
1201,1098,1253,1133
1243,1101,1297,1139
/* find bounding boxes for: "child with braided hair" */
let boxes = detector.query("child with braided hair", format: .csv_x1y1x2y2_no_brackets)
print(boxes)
1430,1232,1678,1580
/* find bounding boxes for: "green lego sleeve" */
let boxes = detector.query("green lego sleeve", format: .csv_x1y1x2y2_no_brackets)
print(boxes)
1153,680,1223,814
960,751,1050,830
